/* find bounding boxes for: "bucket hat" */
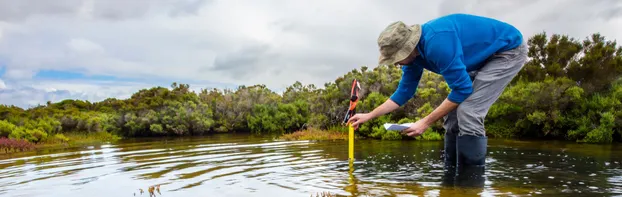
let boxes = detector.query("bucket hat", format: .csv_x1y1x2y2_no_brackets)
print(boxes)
377,21,421,66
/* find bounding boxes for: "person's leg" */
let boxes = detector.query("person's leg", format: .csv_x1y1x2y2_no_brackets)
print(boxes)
442,110,458,167
444,70,479,168
456,42,529,167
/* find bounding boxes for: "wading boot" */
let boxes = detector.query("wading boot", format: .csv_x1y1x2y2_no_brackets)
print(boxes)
456,134,487,167
441,131,458,187
443,131,457,168
454,164,486,188
455,134,487,188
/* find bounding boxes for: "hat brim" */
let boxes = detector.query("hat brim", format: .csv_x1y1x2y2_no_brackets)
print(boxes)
378,24,422,66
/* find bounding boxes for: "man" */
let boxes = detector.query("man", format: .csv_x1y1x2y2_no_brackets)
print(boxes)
347,13,527,168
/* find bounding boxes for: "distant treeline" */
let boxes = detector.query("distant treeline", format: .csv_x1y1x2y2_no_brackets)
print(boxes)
0,32,621,144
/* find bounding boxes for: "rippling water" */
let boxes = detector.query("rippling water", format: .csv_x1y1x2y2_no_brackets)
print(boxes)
0,133,621,197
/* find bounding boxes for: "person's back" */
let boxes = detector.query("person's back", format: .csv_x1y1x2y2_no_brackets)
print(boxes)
418,13,524,71
392,13,525,105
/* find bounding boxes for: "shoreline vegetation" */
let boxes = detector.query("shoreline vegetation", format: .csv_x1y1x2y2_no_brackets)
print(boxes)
1,32,622,154
280,128,350,141
0,132,121,154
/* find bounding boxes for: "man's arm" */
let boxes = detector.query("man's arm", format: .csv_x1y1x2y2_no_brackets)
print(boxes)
421,98,458,125
371,99,399,117
389,65,424,106
370,63,424,119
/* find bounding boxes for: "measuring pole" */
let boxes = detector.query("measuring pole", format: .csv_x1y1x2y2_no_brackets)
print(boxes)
343,79,360,161
349,123,354,159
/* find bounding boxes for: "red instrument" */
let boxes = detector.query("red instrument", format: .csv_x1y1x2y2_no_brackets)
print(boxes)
343,79,361,124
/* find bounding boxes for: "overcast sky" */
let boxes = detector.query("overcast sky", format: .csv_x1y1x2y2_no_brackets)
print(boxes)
0,0,621,108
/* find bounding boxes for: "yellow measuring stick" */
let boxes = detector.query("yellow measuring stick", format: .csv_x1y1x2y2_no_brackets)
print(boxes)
344,78,359,161
348,124,354,160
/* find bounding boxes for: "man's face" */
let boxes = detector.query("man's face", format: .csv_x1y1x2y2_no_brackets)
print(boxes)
396,49,419,65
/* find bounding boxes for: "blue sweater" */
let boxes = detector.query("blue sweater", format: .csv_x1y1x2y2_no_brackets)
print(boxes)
389,13,524,106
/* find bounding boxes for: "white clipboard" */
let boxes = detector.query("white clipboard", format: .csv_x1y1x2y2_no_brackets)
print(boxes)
383,123,413,131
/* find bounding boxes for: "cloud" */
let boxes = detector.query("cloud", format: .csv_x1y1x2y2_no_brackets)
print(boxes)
0,78,163,108
3,68,36,80
67,38,105,54
211,43,276,79
0,0,212,22
0,85,76,108
0,74,237,108
0,0,621,108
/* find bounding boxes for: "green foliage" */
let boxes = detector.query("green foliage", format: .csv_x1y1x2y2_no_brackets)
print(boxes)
247,101,309,135
150,124,164,134
9,128,47,143
416,129,443,141
381,130,402,140
0,120,17,137
360,115,391,138
53,134,70,143
581,112,615,143
397,117,415,124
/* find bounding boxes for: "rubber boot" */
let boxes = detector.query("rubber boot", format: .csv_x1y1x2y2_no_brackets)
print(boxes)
454,164,486,188
443,131,457,168
455,134,487,188
440,161,456,187
441,131,457,187
456,134,487,167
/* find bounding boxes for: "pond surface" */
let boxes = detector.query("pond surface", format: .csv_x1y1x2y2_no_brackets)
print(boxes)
0,133,621,197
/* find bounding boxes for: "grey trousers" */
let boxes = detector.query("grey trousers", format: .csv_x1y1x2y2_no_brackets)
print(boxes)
443,42,528,137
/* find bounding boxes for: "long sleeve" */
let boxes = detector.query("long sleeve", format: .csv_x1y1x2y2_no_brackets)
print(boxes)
424,31,473,104
389,64,424,106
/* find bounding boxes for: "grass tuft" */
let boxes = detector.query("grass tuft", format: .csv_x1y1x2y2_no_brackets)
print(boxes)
280,128,350,141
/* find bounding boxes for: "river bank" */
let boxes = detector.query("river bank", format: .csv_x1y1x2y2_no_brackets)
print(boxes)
4,126,619,158
0,132,121,156
5,127,617,160
0,128,348,157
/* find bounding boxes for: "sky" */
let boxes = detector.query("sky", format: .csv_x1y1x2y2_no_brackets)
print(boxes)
0,0,621,108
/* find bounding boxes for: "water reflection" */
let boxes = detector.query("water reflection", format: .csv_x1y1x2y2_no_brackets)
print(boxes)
0,134,620,197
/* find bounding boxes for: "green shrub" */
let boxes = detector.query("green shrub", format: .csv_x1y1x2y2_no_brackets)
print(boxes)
0,120,17,137
55,134,70,142
581,112,615,143
416,129,443,141
381,130,402,140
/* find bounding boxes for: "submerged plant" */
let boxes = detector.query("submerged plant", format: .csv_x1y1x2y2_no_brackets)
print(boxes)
134,184,161,197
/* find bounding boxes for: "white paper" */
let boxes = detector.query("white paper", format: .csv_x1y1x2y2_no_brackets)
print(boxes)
383,123,413,131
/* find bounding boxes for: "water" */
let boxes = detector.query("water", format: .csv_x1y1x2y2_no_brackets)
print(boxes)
0,133,621,197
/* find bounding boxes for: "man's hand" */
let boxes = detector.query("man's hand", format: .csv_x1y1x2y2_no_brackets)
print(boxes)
402,119,430,137
402,98,459,136
347,113,373,129
347,99,400,130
